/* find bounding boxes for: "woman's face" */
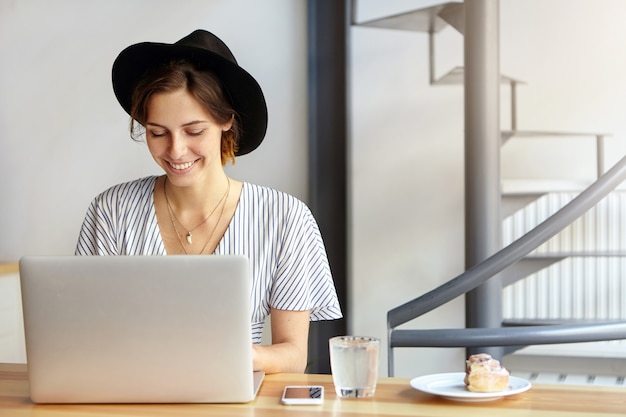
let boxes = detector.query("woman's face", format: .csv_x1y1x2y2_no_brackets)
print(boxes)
145,88,232,187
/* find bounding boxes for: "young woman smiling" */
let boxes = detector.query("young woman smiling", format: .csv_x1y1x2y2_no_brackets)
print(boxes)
75,30,342,374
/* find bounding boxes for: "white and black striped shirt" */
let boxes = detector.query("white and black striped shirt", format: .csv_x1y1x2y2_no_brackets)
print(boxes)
76,176,342,343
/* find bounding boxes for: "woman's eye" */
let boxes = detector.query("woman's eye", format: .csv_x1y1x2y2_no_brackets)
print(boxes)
187,129,205,136
149,130,167,138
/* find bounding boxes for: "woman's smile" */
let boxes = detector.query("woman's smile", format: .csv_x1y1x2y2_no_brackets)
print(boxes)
167,159,198,172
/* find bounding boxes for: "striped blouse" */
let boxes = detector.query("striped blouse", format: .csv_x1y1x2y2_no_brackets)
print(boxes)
75,176,342,343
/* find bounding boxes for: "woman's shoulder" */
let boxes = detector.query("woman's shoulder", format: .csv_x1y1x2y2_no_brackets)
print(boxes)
241,182,306,209
92,176,158,204
238,182,320,235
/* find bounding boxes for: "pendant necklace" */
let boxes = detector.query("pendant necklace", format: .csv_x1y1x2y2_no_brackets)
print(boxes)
163,177,230,248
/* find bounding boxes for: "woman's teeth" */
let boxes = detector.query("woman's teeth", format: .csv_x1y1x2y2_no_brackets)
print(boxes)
170,161,194,170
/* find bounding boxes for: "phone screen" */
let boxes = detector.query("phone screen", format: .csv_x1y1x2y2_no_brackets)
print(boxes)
281,386,324,405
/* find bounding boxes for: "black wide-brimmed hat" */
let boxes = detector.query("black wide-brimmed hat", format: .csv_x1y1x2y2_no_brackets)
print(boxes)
112,29,268,156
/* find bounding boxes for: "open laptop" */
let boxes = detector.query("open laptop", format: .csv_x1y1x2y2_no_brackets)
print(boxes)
19,255,264,404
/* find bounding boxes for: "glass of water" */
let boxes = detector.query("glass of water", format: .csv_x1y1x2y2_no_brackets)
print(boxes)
329,336,380,398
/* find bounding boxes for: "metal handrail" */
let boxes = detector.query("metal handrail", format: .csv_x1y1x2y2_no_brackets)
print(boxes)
387,154,626,376
391,322,626,347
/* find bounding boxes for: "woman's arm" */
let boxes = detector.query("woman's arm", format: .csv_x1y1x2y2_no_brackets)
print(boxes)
252,308,311,374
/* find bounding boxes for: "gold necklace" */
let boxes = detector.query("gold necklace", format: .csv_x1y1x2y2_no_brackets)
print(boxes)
163,177,229,244
164,177,230,253
197,182,229,254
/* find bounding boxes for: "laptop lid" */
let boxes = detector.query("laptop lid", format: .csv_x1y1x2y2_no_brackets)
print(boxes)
19,255,263,404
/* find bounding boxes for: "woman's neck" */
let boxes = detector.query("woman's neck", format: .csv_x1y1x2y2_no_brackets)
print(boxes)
163,173,230,215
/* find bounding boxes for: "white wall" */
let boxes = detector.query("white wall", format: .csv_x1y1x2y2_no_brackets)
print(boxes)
0,0,308,261
499,1,626,182
350,0,626,378
350,0,466,378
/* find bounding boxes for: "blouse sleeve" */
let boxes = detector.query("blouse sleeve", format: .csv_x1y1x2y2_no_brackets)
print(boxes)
75,193,120,256
270,199,343,321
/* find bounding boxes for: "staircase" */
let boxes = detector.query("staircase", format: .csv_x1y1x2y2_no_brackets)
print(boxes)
352,0,626,375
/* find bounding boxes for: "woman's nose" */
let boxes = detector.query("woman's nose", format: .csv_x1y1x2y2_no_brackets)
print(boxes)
168,134,186,159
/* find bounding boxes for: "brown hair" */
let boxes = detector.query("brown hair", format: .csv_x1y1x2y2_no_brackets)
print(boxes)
129,60,240,165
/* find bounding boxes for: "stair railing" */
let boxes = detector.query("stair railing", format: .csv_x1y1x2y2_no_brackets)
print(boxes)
387,154,626,376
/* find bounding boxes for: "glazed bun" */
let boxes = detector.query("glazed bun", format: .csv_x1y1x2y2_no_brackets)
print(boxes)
464,353,510,392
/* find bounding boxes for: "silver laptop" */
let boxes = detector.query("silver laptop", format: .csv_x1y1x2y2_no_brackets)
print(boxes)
19,255,264,404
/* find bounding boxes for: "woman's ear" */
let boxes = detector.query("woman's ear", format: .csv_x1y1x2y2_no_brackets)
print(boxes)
222,114,235,132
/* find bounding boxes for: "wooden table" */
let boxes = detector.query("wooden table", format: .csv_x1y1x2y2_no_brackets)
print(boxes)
0,263,18,275
1,363,625,416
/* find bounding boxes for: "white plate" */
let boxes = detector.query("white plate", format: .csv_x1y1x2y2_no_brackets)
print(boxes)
410,372,531,402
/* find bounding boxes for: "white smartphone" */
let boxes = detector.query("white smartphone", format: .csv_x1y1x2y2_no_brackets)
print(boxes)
281,385,324,405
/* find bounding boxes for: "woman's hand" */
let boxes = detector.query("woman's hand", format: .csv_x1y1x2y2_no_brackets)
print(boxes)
252,308,311,374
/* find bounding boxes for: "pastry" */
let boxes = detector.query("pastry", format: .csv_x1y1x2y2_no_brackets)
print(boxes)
464,353,510,392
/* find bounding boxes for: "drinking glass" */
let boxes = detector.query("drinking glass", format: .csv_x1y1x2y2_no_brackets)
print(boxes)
329,336,380,398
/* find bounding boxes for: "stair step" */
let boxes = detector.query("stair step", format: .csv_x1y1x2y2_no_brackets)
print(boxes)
511,342,626,359
501,179,590,217
501,179,591,196
510,371,626,387
526,251,626,258
504,252,626,287
505,345,626,380
502,194,543,218
502,129,611,143
433,66,525,85
503,256,566,287
353,2,462,33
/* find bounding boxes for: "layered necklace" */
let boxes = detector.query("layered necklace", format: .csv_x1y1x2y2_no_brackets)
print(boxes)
163,177,230,254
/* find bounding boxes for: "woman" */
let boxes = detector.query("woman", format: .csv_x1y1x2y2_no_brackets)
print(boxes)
75,30,342,374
